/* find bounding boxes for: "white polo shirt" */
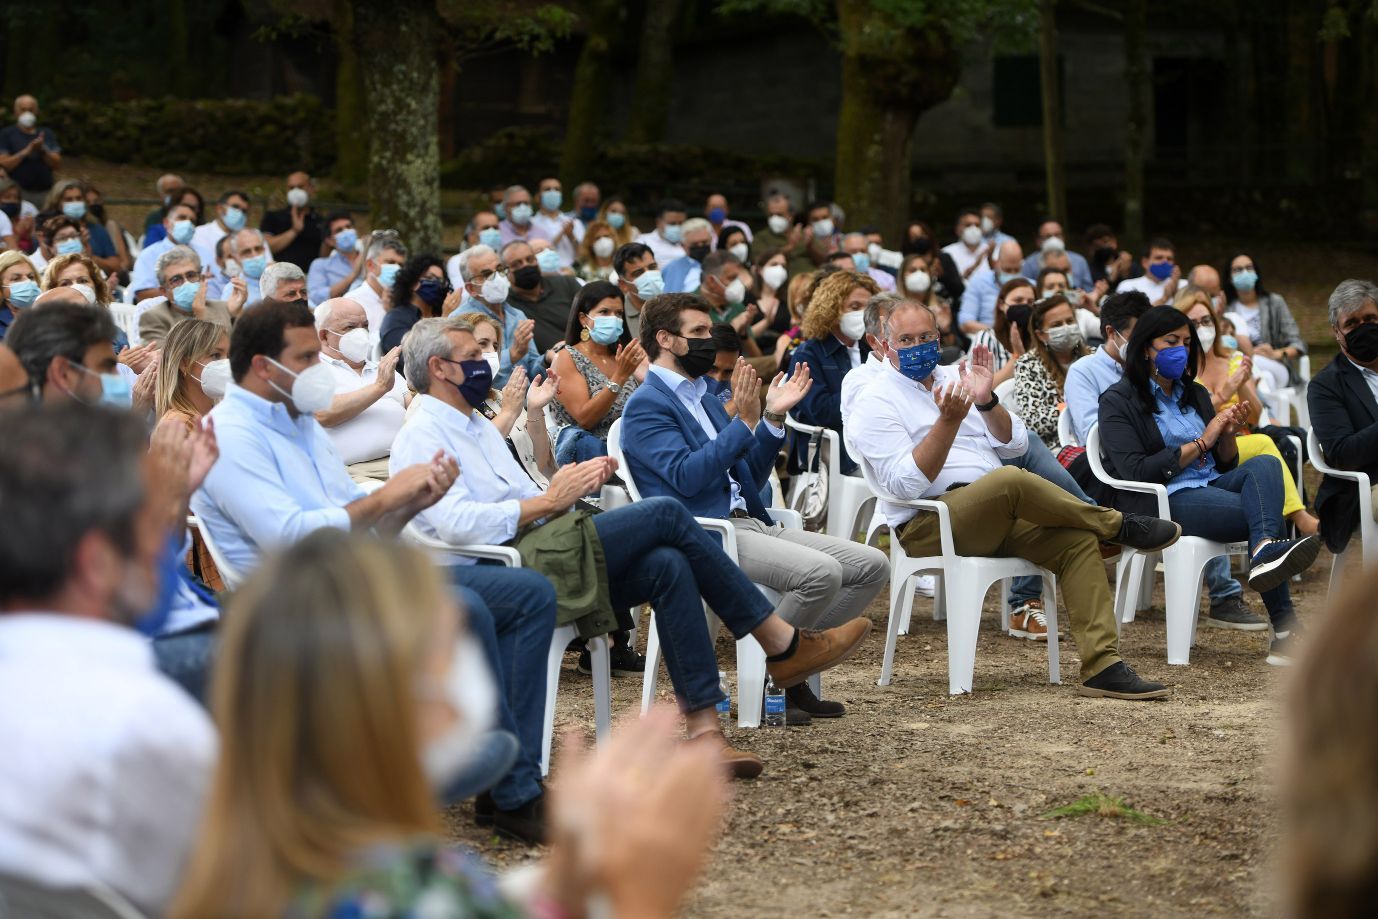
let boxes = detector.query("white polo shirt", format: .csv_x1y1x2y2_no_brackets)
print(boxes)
348,279,388,345
318,355,408,464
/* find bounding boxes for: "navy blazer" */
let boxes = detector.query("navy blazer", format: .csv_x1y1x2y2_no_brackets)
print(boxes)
788,335,868,474
620,370,780,523
1308,354,1378,553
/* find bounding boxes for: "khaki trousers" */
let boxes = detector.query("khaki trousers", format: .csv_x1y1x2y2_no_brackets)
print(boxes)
896,466,1124,680
348,457,392,484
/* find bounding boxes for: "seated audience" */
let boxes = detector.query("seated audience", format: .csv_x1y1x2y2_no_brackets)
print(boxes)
0,405,216,916
43,178,119,275
750,249,790,351
1222,252,1306,389
139,245,238,345
620,293,888,720
635,198,689,265
1115,236,1181,306
576,218,618,281
306,209,366,305
379,254,461,355
190,189,250,281
229,227,273,309
958,240,1021,333
7,301,125,406
773,270,817,372
940,207,995,285
705,191,752,245
313,297,409,482
1084,224,1136,289
131,201,201,301
598,196,637,247
847,297,1182,698
1020,220,1093,292
971,276,1036,387
703,321,744,415
502,239,583,355
170,530,726,919
612,240,662,339
258,260,306,305
1097,306,1321,664
346,230,408,343
550,280,644,466
454,243,543,388
1011,294,1089,451
1038,264,1102,345
260,171,324,271
447,210,502,288
752,193,811,276
662,217,713,293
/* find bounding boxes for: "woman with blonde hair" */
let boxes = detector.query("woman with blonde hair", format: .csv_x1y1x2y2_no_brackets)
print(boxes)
41,251,111,305
1174,286,1318,534
596,197,637,247
0,249,40,341
575,219,618,281
171,529,726,919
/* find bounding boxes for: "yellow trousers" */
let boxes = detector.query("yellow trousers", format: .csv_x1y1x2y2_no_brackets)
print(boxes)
1236,433,1303,518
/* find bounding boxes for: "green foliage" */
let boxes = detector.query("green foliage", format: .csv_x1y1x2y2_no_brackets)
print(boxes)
45,95,335,175
436,0,578,64
1042,792,1168,825
718,0,1037,51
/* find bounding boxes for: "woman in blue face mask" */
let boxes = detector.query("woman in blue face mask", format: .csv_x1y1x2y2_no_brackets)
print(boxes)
0,249,40,340
379,255,453,357
1222,252,1307,388
1096,306,1321,666
549,280,642,468
596,198,637,247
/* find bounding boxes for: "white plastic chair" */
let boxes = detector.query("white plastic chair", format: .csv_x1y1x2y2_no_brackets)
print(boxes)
401,524,612,777
608,418,810,728
1085,425,1248,665
185,515,242,589
1256,354,1310,427
855,458,1061,695
1057,407,1078,448
109,302,141,346
1308,426,1377,595
784,413,876,540
993,377,1016,404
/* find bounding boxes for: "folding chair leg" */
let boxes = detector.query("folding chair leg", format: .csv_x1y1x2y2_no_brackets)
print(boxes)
588,636,612,745
736,637,766,729
945,582,983,695
640,614,661,714
1042,577,1061,684
541,624,578,776
878,583,907,686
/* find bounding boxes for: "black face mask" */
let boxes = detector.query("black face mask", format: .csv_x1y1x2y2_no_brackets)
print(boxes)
0,202,18,221
688,243,712,262
512,265,542,290
1006,303,1034,340
903,237,933,257
1093,245,1116,266
1345,322,1378,363
675,335,717,378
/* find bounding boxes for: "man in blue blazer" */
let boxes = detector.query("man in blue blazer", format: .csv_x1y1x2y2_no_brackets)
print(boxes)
621,292,888,720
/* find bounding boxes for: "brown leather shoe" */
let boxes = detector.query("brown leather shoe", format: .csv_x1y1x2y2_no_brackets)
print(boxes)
688,730,764,779
766,618,872,689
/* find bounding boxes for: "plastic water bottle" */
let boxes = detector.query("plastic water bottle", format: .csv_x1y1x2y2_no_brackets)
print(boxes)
764,677,786,727
715,671,731,726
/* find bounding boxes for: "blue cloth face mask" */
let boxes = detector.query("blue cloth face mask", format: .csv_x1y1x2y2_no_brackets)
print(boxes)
172,281,201,312
1148,261,1175,281
708,207,726,223
895,339,942,382
479,228,502,249
6,278,40,309
377,262,400,288
222,206,246,232
606,212,626,230
588,315,623,345
1232,269,1258,291
442,357,492,408
577,206,598,222
62,201,87,220
1153,344,1189,379
55,237,83,256
241,255,267,279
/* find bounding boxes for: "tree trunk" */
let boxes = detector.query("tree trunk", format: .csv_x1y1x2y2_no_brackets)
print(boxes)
834,49,915,244
625,0,681,144
560,1,618,187
333,0,368,186
1038,0,1066,225
352,0,442,254
1122,0,1148,253
1359,13,1378,245
168,0,190,97
1283,0,1315,184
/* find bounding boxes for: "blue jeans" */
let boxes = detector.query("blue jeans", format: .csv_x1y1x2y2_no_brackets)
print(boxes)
152,624,217,706
1004,430,1094,606
592,496,776,713
447,566,557,811
1167,456,1291,625
555,426,609,467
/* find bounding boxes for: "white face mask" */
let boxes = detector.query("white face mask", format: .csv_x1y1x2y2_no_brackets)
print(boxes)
761,264,788,290
17,111,36,129
721,278,746,305
420,635,497,795
333,327,372,364
961,225,983,247
1041,235,1066,254
839,311,867,341
811,218,835,238
767,214,790,235
286,187,309,208
1196,325,1216,350
266,357,337,414
223,258,242,279
482,351,501,378
905,269,932,294
980,216,995,236
196,358,232,401
479,272,510,305
592,236,615,259
71,283,97,304
1044,324,1083,353
729,242,749,262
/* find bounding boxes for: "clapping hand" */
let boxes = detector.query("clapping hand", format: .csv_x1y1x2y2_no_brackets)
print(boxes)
613,340,645,384
764,362,813,415
1225,355,1252,393
374,347,402,392
1205,402,1250,445
226,277,248,316
546,457,616,510
501,365,529,408
511,319,536,360
730,359,761,425
935,379,974,422
527,369,560,412
118,342,158,375
959,345,995,405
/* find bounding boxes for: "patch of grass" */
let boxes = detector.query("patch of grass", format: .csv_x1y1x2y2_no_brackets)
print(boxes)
1041,792,1168,825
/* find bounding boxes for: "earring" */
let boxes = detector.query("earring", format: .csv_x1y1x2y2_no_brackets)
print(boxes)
580,327,590,342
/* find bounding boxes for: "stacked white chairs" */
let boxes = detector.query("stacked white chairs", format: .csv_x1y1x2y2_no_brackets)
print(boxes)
783,413,875,540
109,302,141,347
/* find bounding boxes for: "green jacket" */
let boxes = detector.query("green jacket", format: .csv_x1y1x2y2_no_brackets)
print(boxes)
514,510,617,639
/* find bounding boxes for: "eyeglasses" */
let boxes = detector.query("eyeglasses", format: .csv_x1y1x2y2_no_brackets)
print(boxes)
470,266,508,283
164,269,202,287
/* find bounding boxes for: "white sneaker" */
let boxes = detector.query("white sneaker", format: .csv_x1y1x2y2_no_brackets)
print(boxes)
913,575,936,598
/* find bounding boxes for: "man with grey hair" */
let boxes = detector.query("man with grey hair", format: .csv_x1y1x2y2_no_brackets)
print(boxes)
1309,279,1378,559
259,260,306,304
230,227,272,309
313,296,407,482
663,217,714,293
841,231,897,291
137,244,236,345
498,184,549,248
456,242,543,387
346,230,408,345
131,200,202,301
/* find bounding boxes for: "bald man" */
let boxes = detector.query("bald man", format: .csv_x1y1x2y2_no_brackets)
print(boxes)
960,239,1024,333
1188,265,1225,314
0,343,28,405
313,297,409,481
0,95,60,205
33,286,86,308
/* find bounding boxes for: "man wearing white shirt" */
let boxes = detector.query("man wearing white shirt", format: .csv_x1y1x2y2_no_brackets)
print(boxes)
348,230,408,344
0,405,216,915
847,298,1183,700
941,207,994,282
191,189,250,271
635,198,688,265
313,297,407,481
1115,236,1181,305
530,176,579,268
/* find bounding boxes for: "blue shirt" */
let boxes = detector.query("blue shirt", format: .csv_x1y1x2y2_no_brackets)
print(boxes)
0,306,16,341
130,239,175,294
1022,251,1094,291
1065,346,1124,445
190,383,364,575
1149,379,1216,494
458,297,545,389
661,256,701,294
307,250,360,306
957,270,1003,328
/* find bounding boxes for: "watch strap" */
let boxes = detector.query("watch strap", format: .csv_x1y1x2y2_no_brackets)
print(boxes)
763,409,786,424
975,393,1000,412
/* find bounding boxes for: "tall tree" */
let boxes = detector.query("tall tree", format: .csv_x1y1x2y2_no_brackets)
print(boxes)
625,0,683,143
1037,0,1066,225
1122,0,1148,253
560,0,623,186
332,0,368,185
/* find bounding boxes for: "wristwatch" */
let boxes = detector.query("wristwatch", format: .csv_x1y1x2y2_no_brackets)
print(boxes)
975,392,1000,412
763,409,786,425
606,381,624,395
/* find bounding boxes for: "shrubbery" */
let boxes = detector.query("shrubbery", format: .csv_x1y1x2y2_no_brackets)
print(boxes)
46,95,335,175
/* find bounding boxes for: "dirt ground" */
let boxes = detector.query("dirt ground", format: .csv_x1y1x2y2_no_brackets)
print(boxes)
445,542,1343,918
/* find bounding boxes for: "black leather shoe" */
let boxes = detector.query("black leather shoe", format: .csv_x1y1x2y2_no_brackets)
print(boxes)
783,699,812,726
786,681,845,718
493,792,547,845
1078,661,1169,700
1112,515,1182,552
474,792,495,827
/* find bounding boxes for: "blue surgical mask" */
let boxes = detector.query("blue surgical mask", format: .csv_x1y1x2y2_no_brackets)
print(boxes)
172,281,200,312
634,270,664,300
241,254,267,279
1148,261,1175,282
1221,334,1239,351
334,227,357,252
222,206,246,231
509,203,533,225
577,206,598,222
1153,344,1189,380
708,207,726,223
1232,269,1258,291
61,201,87,220
851,252,871,272
75,364,133,409
377,262,401,288
606,212,626,230
536,248,562,273
494,202,507,220
895,339,942,382
171,219,195,245
540,189,563,212
588,315,623,345
662,223,683,244
479,228,502,249
5,279,40,309
998,271,1023,285
55,237,83,256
